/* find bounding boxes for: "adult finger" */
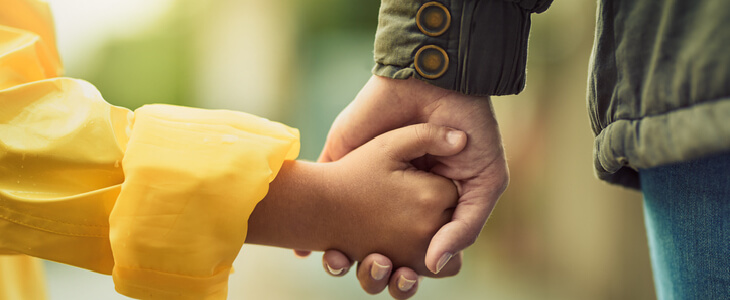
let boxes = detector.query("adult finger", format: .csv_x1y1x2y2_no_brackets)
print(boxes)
388,267,419,300
424,171,508,274
375,124,467,163
355,254,392,294
322,250,353,277
318,76,426,163
318,102,392,163
429,251,462,277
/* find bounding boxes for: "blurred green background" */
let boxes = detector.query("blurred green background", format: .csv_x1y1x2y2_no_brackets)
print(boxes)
43,0,655,299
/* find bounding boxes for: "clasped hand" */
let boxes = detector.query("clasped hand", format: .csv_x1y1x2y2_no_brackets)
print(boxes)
296,75,509,299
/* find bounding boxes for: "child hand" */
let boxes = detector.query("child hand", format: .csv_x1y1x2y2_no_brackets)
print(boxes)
317,123,466,275
246,123,466,276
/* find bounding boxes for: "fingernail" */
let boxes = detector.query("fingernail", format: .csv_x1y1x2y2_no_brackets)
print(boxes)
397,275,417,292
436,252,453,274
370,261,390,280
326,263,345,276
446,130,462,145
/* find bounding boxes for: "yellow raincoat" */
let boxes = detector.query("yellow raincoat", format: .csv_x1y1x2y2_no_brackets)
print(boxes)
0,0,300,299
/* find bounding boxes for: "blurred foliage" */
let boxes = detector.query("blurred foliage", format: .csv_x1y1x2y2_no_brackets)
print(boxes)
72,3,196,110
298,0,380,34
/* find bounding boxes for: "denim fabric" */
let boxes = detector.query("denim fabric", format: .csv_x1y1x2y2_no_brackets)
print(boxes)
640,152,730,299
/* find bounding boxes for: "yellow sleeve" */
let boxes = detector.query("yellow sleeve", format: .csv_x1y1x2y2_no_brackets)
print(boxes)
1,1,301,299
0,0,62,89
0,254,49,300
1,0,126,273
110,105,298,299
0,77,129,271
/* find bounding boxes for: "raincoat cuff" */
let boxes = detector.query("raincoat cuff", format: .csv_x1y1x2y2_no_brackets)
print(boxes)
110,104,299,299
112,265,231,300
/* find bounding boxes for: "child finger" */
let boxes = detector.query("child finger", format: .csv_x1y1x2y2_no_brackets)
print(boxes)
388,267,419,300
375,124,466,163
355,254,393,294
293,249,311,258
322,250,353,277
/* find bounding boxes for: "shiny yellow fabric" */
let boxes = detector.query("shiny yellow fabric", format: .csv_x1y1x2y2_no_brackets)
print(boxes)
0,255,48,300
0,0,300,299
0,79,127,274
0,0,61,89
110,105,299,299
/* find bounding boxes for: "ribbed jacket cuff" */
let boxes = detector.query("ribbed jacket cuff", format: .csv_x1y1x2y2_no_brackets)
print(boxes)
373,0,552,96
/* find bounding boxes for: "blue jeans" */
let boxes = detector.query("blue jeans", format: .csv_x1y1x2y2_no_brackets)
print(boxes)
641,152,730,300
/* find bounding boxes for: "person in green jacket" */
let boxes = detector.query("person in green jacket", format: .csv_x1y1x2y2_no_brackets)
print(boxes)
306,0,730,299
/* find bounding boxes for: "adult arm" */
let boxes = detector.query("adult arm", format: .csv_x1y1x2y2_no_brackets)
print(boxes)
313,0,553,298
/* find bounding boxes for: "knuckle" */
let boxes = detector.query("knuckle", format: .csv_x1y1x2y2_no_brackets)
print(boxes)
499,168,509,192
417,180,456,208
415,187,441,208
486,159,510,195
461,226,481,247
412,123,435,148
372,134,388,150
372,134,395,159
493,165,510,194
465,234,479,247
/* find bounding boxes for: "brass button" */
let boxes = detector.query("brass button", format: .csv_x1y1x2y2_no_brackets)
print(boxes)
416,2,450,37
414,45,448,79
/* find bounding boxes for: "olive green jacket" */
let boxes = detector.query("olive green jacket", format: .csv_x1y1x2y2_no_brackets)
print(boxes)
373,0,730,189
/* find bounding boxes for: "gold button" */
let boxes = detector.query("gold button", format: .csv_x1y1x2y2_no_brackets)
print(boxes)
416,2,451,37
414,45,448,79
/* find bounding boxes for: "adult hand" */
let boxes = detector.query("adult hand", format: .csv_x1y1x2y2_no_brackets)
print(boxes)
299,75,509,299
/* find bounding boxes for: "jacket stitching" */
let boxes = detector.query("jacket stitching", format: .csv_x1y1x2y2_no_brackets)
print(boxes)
0,206,108,237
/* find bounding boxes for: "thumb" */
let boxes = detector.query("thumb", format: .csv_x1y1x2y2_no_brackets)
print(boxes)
377,124,467,163
424,178,502,274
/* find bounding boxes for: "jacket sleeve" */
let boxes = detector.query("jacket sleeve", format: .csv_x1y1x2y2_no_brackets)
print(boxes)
372,0,553,96
1,1,300,299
